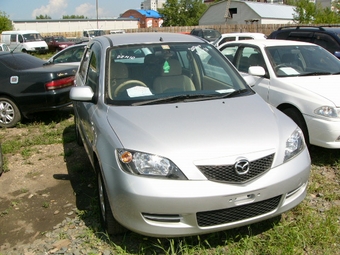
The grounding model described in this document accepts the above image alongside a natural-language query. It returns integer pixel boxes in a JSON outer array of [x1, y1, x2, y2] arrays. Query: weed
[[42, 202, 50, 208]]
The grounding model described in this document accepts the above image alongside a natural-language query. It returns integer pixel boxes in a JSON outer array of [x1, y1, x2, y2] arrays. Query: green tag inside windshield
[[163, 60, 170, 73]]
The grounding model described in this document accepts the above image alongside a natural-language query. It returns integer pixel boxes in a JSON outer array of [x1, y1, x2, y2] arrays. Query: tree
[[36, 14, 52, 19], [0, 11, 13, 32], [288, 0, 340, 24], [62, 15, 87, 19], [287, 0, 318, 24], [158, 0, 207, 27], [314, 7, 340, 24]]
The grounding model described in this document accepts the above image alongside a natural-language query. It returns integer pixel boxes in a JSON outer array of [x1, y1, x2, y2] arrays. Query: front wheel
[[282, 108, 310, 147], [0, 97, 21, 128], [97, 165, 127, 235]]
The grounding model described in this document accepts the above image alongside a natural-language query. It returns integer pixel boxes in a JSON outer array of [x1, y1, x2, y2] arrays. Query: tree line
[[1, 0, 340, 32]]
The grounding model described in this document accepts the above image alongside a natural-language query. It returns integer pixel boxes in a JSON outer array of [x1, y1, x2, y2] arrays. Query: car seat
[[153, 59, 195, 93]]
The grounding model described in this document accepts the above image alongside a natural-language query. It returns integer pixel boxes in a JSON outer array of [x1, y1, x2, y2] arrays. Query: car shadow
[[309, 145, 340, 166], [20, 105, 74, 126], [61, 124, 284, 253]]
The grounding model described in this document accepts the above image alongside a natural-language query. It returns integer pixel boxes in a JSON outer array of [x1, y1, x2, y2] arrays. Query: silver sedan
[[70, 33, 311, 237]]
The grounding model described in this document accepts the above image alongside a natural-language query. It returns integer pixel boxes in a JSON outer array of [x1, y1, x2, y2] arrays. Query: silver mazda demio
[[70, 33, 311, 237]]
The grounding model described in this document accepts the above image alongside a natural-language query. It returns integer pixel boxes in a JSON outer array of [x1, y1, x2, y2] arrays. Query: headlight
[[314, 106, 340, 118], [117, 149, 187, 180], [284, 128, 305, 162]]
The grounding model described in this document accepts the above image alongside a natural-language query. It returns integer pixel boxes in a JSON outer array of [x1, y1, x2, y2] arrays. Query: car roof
[[220, 32, 265, 37], [274, 26, 340, 34], [93, 32, 206, 46], [220, 39, 317, 47]]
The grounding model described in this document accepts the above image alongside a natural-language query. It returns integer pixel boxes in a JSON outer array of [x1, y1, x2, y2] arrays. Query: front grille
[[196, 195, 281, 227], [197, 153, 274, 183]]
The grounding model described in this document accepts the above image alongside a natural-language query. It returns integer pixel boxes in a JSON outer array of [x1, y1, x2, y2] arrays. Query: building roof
[[137, 10, 162, 18], [243, 1, 295, 20]]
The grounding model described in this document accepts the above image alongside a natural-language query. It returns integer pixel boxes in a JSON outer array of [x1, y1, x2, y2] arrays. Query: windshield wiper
[[132, 94, 209, 106], [298, 71, 331, 76], [132, 90, 249, 106]]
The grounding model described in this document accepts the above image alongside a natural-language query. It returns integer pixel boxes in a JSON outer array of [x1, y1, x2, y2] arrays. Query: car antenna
[[10, 44, 20, 53]]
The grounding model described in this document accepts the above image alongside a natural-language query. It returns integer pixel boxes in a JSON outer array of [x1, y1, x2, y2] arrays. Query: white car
[[212, 32, 267, 47], [218, 39, 340, 149], [0, 43, 10, 51]]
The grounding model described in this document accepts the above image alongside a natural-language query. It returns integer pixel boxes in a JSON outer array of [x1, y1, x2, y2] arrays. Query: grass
[[0, 110, 339, 254]]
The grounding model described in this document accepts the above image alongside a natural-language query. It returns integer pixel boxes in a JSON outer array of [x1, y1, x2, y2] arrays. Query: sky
[[1, 0, 143, 20]]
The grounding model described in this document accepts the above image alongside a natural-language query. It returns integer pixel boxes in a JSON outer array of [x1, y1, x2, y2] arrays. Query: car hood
[[282, 75, 340, 106], [106, 95, 294, 170]]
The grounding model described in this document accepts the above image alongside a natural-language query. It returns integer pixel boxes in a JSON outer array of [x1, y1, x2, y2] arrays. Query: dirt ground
[[0, 109, 96, 250]]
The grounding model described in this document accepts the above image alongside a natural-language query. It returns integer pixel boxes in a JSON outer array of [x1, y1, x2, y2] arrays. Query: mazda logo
[[234, 159, 250, 175]]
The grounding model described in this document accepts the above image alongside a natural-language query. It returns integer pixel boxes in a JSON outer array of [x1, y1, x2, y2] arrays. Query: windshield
[[88, 30, 105, 37], [265, 45, 340, 77], [23, 33, 43, 42], [106, 42, 252, 106]]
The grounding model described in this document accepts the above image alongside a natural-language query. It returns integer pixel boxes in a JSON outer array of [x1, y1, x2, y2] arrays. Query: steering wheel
[[114, 80, 147, 97]]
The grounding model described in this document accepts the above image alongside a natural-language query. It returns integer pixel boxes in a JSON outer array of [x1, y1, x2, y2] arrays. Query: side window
[[220, 45, 238, 62], [78, 47, 91, 83], [235, 46, 266, 74], [313, 33, 340, 54], [274, 31, 291, 39], [10, 34, 16, 43], [287, 31, 313, 43], [220, 37, 236, 45], [86, 43, 101, 92], [239, 36, 253, 40]]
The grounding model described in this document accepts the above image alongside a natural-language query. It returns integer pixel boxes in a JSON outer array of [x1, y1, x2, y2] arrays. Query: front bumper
[[305, 115, 340, 148], [103, 147, 311, 237]]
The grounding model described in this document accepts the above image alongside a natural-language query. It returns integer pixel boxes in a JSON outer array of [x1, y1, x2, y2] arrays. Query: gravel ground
[[3, 216, 114, 255]]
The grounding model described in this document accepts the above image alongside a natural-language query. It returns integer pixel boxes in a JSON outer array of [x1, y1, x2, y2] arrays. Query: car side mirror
[[70, 86, 94, 101], [248, 66, 266, 77]]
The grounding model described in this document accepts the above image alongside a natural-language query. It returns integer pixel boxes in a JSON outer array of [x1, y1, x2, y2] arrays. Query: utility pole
[[96, 0, 99, 29]]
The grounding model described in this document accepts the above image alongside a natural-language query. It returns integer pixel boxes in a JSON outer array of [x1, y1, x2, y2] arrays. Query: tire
[[97, 167, 127, 235], [74, 116, 83, 146], [282, 108, 310, 147], [0, 97, 21, 128]]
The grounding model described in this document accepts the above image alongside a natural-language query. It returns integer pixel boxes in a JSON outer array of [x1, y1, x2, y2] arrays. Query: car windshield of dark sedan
[[265, 45, 340, 77], [107, 43, 252, 105]]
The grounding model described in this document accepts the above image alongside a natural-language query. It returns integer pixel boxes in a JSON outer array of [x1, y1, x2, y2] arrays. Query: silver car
[[70, 33, 311, 237]]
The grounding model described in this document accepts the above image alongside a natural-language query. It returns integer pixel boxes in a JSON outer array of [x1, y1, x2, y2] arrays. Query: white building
[[141, 0, 166, 10], [199, 0, 296, 25], [11, 18, 139, 37]]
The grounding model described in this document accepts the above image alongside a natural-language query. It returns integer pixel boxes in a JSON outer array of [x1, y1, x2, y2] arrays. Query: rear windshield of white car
[[106, 42, 253, 106]]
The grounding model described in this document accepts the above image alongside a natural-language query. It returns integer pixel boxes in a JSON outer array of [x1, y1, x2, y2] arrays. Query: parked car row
[[1, 27, 339, 238]]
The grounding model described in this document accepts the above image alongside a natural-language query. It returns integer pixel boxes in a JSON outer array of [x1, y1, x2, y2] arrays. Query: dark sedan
[[0, 52, 77, 128]]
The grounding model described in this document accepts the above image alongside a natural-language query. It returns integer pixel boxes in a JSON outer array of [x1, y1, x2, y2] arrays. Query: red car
[[44, 36, 75, 52]]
